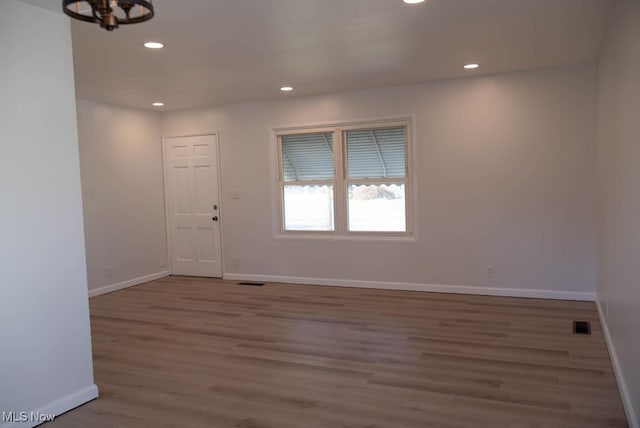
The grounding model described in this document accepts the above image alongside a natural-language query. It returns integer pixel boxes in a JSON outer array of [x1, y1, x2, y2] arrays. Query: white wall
[[76, 100, 168, 295], [596, 0, 640, 425], [0, 1, 97, 425], [162, 64, 598, 299]]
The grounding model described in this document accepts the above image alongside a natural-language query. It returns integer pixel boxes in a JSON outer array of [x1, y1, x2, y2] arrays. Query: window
[[280, 132, 335, 231], [276, 120, 412, 237]]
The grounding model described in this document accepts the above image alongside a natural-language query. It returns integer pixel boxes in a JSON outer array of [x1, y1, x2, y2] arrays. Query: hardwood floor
[[49, 276, 627, 427]]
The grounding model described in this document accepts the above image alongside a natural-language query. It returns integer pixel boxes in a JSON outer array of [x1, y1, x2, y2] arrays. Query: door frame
[[161, 132, 225, 277]]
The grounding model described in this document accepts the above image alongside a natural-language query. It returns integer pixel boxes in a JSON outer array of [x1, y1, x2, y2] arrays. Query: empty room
[[1, 0, 638, 427]]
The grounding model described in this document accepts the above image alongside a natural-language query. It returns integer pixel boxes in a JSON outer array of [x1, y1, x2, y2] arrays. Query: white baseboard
[[0, 384, 98, 428], [88, 271, 170, 298], [596, 299, 639, 428], [223, 273, 595, 301]]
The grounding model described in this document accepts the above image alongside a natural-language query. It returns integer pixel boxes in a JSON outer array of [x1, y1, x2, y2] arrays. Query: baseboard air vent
[[573, 321, 591, 335], [237, 282, 265, 286]]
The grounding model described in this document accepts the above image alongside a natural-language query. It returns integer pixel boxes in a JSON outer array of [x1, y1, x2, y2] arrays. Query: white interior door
[[163, 134, 222, 277]]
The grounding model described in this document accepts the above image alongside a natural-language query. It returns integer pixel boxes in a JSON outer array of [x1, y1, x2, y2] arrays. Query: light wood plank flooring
[[48, 276, 627, 427]]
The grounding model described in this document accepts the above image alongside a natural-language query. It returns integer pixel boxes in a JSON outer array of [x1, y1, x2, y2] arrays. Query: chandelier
[[62, 1, 154, 31]]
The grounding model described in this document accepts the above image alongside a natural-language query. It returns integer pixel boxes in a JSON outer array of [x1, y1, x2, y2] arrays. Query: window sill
[[273, 233, 417, 243]]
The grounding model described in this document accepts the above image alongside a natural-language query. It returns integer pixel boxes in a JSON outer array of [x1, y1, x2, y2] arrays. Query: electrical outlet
[[487, 265, 494, 279], [106, 265, 113, 278], [233, 257, 241, 267]]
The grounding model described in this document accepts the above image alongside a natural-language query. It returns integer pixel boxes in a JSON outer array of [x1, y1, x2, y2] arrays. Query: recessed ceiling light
[[464, 63, 480, 69], [144, 42, 164, 49], [403, 0, 425, 4], [280, 86, 294, 92], [152, 102, 164, 107]]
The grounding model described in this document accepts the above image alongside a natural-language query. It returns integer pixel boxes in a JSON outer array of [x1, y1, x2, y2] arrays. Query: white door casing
[[163, 134, 223, 277]]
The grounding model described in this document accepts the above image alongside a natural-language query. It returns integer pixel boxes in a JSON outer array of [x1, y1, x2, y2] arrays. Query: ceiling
[[24, 0, 614, 111]]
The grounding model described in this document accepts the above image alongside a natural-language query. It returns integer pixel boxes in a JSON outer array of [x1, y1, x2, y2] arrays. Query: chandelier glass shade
[[62, 0, 154, 31]]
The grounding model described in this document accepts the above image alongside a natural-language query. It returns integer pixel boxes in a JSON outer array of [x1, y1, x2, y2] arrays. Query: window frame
[[277, 127, 338, 233], [273, 118, 415, 241]]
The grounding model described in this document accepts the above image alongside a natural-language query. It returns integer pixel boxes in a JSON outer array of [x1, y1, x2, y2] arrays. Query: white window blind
[[281, 132, 334, 181], [346, 127, 406, 179]]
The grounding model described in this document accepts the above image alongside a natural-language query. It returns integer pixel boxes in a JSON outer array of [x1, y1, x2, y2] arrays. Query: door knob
[[212, 216, 218, 221]]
